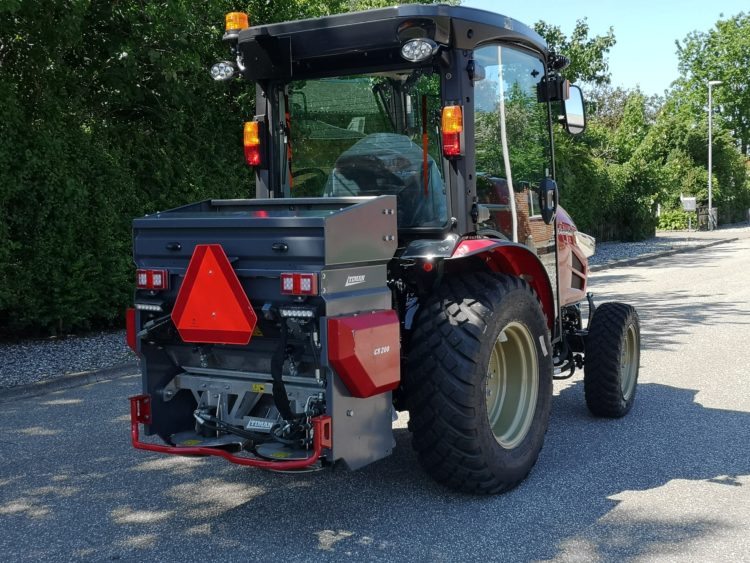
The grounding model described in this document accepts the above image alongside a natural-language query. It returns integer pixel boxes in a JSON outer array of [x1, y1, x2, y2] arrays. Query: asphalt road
[[1, 237, 749, 562]]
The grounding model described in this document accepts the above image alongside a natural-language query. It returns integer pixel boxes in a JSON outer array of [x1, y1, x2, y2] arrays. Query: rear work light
[[136, 269, 169, 290], [135, 302, 163, 313], [280, 273, 318, 296], [278, 306, 316, 319], [244, 121, 263, 166], [441, 105, 464, 157], [400, 38, 438, 62]]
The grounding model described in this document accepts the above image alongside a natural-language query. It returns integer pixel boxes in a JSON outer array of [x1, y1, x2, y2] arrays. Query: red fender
[[450, 239, 555, 330]]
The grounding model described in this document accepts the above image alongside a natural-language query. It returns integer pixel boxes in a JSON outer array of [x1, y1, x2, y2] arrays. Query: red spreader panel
[[327, 310, 400, 398], [171, 244, 257, 345]]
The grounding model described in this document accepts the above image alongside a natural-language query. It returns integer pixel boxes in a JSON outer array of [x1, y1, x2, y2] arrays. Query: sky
[[462, 0, 747, 96]]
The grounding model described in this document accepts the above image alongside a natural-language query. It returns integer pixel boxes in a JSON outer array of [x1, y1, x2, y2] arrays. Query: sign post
[[681, 196, 697, 232]]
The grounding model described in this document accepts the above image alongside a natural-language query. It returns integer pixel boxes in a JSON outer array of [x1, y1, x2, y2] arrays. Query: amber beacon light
[[225, 12, 250, 32]]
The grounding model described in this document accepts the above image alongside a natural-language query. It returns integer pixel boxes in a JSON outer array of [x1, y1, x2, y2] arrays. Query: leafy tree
[[676, 12, 750, 155], [537, 12, 748, 238], [611, 91, 651, 162], [345, 0, 457, 9], [635, 91, 749, 222], [533, 19, 616, 85]]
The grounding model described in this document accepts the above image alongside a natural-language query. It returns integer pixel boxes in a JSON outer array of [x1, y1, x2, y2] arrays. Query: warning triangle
[[171, 244, 257, 345]]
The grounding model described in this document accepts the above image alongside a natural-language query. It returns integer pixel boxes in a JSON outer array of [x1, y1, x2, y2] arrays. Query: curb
[[0, 361, 139, 403], [589, 237, 738, 272]]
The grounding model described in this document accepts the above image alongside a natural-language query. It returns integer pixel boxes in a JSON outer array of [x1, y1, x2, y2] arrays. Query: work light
[[400, 38, 438, 62], [210, 61, 237, 81]]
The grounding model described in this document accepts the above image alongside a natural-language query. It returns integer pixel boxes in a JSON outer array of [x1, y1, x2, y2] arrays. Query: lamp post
[[708, 79, 722, 230]]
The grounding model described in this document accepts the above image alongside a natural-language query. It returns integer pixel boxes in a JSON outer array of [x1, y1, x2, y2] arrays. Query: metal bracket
[[129, 394, 332, 470]]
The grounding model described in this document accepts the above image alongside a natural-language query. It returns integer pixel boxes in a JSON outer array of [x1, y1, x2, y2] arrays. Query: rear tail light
[[136, 269, 169, 290], [280, 273, 318, 296], [244, 121, 263, 166], [441, 105, 463, 157]]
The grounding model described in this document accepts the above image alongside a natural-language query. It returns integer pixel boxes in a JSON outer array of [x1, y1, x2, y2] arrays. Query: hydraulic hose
[[194, 412, 268, 442], [270, 320, 299, 421]]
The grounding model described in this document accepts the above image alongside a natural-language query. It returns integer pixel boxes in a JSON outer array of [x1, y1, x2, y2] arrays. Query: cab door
[[473, 43, 558, 306]]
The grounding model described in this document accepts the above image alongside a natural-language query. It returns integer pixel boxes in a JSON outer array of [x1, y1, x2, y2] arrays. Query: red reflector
[[171, 244, 257, 345], [280, 272, 318, 296], [126, 308, 138, 354], [328, 310, 400, 398], [136, 269, 169, 290]]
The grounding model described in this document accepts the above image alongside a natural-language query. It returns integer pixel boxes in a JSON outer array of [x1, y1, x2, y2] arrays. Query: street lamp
[[708, 79, 722, 230]]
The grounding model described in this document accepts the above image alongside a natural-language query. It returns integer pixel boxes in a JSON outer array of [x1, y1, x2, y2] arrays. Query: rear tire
[[584, 302, 641, 418], [403, 272, 552, 494]]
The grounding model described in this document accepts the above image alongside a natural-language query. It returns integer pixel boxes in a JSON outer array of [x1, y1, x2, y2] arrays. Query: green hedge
[[0, 2, 252, 335], [657, 209, 695, 230], [0, 0, 450, 335]]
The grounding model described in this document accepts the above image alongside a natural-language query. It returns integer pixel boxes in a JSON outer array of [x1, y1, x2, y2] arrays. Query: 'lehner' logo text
[[345, 274, 366, 287]]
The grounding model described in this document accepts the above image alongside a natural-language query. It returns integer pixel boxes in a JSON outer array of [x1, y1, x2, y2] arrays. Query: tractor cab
[[220, 5, 585, 238]]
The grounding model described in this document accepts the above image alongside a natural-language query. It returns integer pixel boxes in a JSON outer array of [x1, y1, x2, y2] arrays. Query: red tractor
[[127, 5, 641, 494]]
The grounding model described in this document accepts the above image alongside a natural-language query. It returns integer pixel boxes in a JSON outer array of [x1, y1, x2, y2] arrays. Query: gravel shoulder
[[588, 223, 750, 267], [0, 330, 135, 390], [0, 223, 747, 392]]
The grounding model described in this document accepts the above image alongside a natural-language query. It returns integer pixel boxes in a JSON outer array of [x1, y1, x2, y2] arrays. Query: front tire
[[404, 272, 553, 494], [584, 302, 641, 418]]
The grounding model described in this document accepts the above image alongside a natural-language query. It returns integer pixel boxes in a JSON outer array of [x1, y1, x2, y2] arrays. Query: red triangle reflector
[[171, 244, 257, 345]]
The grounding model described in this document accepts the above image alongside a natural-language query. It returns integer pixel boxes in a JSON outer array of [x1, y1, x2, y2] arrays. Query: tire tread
[[403, 271, 551, 494], [584, 302, 640, 418]]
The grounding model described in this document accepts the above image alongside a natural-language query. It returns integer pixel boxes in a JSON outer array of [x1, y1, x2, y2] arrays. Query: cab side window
[[473, 44, 550, 243]]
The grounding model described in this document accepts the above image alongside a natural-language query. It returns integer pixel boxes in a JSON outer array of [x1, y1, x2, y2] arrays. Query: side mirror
[[539, 177, 558, 225], [563, 84, 586, 135]]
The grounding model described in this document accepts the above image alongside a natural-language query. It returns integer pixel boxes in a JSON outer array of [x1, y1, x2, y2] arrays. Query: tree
[[676, 12, 750, 155], [533, 19, 616, 86], [635, 91, 749, 222], [344, 0, 457, 9]]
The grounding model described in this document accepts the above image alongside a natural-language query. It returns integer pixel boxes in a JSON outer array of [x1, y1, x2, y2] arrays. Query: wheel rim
[[485, 322, 539, 449], [620, 323, 639, 400]]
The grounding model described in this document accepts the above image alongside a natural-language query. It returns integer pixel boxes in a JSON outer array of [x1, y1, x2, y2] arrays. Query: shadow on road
[[606, 289, 747, 352], [587, 243, 748, 352], [0, 375, 748, 560]]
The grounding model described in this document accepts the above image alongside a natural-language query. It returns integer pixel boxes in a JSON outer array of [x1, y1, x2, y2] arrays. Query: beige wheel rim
[[485, 322, 539, 449], [620, 324, 638, 401]]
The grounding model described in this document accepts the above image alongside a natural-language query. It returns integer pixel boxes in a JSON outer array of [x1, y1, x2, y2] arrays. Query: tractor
[[127, 4, 641, 494]]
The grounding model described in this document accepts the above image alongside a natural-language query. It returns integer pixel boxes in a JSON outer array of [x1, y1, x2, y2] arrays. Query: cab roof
[[236, 4, 548, 81]]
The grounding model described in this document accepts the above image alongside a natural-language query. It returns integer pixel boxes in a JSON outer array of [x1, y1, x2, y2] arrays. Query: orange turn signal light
[[441, 105, 463, 134], [244, 121, 262, 166], [244, 121, 260, 146], [225, 12, 250, 32], [441, 105, 463, 157]]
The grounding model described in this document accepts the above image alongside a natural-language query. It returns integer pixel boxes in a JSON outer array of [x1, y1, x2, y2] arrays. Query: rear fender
[[449, 239, 555, 330]]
